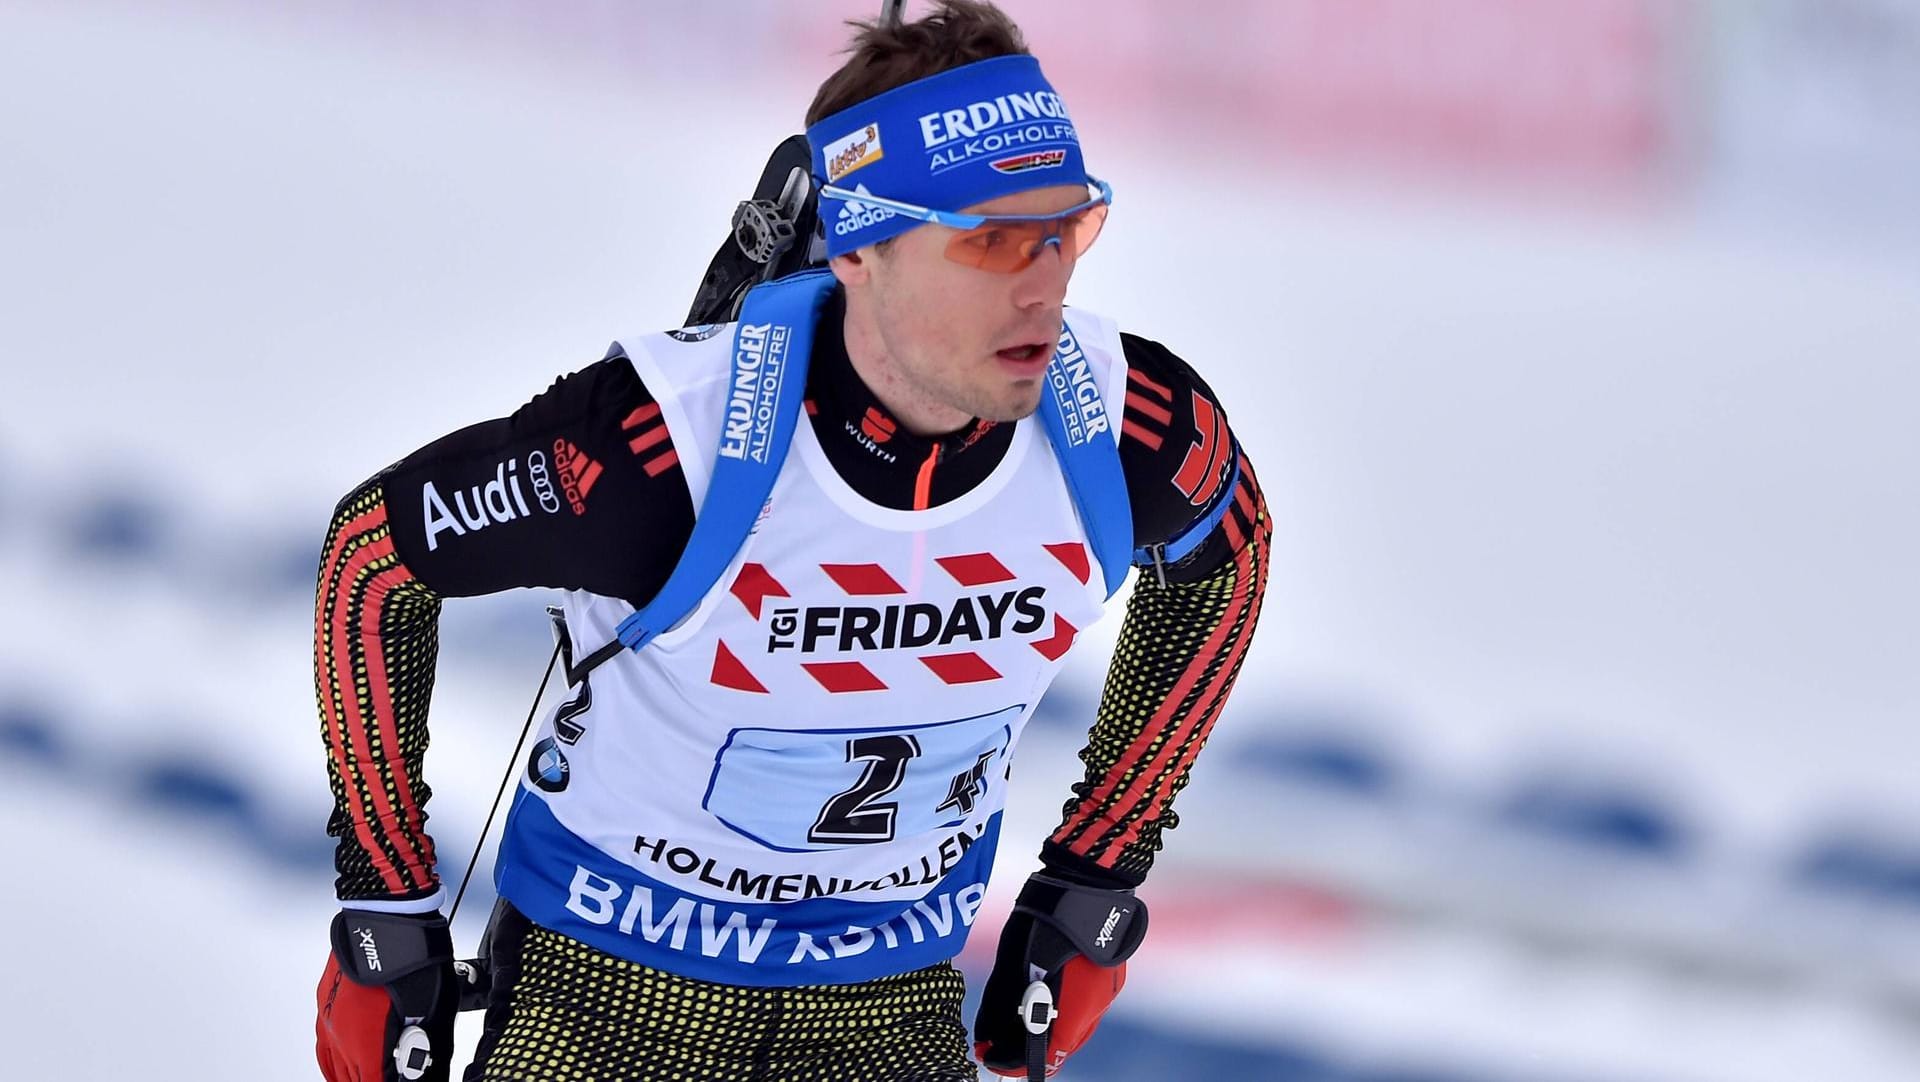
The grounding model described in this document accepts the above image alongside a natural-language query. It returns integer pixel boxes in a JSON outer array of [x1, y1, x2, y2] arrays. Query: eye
[[965, 228, 1009, 250]]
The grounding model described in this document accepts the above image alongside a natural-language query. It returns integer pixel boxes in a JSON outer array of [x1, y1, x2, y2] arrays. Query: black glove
[[973, 872, 1149, 1080], [316, 909, 468, 1082]]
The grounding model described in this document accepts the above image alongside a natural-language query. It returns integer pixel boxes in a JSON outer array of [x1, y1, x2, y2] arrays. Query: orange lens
[[943, 202, 1110, 273]]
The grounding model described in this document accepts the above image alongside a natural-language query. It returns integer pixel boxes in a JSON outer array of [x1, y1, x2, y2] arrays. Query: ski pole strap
[[1020, 980, 1057, 1082]]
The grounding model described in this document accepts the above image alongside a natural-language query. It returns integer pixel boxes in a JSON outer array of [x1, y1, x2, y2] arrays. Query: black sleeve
[[377, 353, 694, 606], [317, 352, 695, 903], [1037, 332, 1273, 886], [1116, 332, 1255, 582]]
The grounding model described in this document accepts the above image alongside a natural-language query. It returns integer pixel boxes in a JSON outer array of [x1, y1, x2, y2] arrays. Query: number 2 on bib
[[808, 734, 921, 844], [704, 706, 1023, 852]]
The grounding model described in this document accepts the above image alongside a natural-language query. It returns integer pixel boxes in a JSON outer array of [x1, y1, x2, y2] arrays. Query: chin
[[987, 386, 1045, 423]]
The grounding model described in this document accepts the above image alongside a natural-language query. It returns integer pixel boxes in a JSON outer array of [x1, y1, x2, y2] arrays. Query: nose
[[1010, 237, 1072, 310]]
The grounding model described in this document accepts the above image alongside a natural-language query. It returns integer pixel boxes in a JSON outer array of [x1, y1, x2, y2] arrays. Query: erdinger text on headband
[[806, 54, 1096, 260]]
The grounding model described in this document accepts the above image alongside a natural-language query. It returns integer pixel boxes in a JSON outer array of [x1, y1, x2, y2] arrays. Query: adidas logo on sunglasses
[[833, 184, 899, 237]]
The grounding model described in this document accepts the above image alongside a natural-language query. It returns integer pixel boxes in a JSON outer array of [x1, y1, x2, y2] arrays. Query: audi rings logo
[[527, 450, 561, 514]]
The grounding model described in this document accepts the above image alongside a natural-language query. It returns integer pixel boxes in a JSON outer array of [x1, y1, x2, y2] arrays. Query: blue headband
[[807, 54, 1089, 257]]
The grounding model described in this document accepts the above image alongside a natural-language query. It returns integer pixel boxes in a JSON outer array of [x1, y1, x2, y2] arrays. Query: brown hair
[[805, 0, 1031, 127]]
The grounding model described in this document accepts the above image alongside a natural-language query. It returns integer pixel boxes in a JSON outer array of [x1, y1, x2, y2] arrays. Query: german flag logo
[[990, 150, 1067, 174]]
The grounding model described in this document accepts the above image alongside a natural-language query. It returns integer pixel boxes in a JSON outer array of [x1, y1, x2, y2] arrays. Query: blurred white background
[[3, 1, 1918, 1079]]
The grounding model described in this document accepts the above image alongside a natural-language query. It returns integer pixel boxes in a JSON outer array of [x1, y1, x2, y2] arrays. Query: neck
[[840, 301, 973, 438]]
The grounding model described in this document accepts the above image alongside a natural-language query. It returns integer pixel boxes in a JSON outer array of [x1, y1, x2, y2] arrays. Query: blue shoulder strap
[[610, 267, 836, 653], [569, 281, 1150, 679], [1036, 322, 1135, 599], [1040, 321, 1241, 592]]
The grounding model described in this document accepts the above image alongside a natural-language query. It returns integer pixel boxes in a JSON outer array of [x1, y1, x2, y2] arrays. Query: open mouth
[[995, 342, 1048, 363]]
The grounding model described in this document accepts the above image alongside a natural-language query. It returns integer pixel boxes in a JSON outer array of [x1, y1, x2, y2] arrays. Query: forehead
[[960, 182, 1088, 218]]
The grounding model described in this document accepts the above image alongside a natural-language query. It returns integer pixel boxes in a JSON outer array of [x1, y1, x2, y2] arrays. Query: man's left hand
[[972, 873, 1148, 1079]]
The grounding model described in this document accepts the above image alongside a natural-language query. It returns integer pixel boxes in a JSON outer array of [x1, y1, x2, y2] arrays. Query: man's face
[[837, 183, 1089, 424]]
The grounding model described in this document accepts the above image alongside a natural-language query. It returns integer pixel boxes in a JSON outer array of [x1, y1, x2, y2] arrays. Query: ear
[[828, 250, 871, 289]]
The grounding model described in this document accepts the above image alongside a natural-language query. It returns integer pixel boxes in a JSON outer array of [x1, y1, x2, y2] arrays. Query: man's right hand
[[316, 910, 462, 1082]]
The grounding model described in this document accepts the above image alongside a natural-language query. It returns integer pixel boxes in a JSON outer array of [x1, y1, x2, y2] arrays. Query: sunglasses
[[819, 177, 1113, 274]]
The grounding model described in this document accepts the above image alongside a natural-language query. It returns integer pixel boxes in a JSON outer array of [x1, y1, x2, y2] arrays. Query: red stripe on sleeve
[[327, 533, 429, 892], [358, 560, 434, 878], [627, 425, 670, 455], [318, 588, 396, 891], [1127, 366, 1175, 403], [1121, 418, 1165, 451], [1049, 555, 1248, 853], [621, 402, 662, 430], [1106, 545, 1266, 854], [1124, 391, 1173, 426], [1051, 481, 1271, 861], [316, 514, 413, 896]]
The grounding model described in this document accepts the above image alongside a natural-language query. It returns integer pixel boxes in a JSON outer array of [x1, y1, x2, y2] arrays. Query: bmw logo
[[528, 737, 570, 793], [667, 323, 724, 343]]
